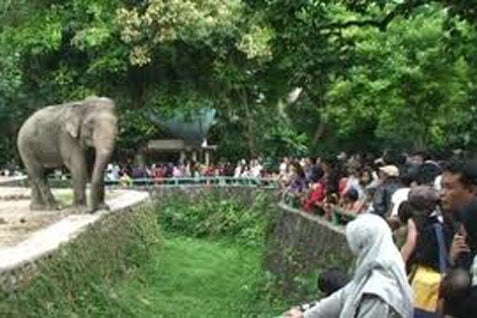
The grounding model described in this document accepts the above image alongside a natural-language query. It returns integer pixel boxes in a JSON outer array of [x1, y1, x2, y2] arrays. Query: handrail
[[45, 176, 280, 189]]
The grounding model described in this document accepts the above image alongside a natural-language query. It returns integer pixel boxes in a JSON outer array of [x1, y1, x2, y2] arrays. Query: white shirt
[[434, 175, 442, 191], [390, 187, 410, 217], [279, 162, 288, 174], [251, 164, 263, 178]]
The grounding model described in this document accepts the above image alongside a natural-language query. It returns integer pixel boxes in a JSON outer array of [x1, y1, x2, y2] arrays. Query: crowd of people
[[278, 151, 477, 318], [101, 158, 274, 186], [5, 148, 477, 317]]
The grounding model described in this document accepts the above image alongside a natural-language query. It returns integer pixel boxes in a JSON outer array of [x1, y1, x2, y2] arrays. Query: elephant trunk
[[90, 140, 115, 211]]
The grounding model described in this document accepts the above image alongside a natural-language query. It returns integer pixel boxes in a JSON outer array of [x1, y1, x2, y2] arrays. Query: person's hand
[[450, 234, 470, 265], [283, 307, 304, 318]]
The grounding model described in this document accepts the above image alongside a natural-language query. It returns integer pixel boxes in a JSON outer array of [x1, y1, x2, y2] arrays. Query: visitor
[[280, 157, 290, 176], [172, 164, 183, 178], [440, 161, 477, 269], [371, 165, 402, 217], [303, 166, 325, 214], [293, 268, 350, 313], [416, 161, 442, 187], [286, 161, 307, 193], [251, 159, 263, 178], [341, 164, 364, 199], [441, 198, 477, 317], [339, 188, 362, 215], [119, 171, 132, 187], [317, 267, 350, 297], [234, 160, 243, 178], [283, 214, 413, 318], [387, 172, 416, 230], [105, 164, 117, 183], [321, 156, 340, 199], [398, 186, 450, 271]]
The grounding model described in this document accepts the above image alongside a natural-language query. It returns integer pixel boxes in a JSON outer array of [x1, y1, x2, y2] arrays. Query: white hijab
[[342, 214, 413, 318]]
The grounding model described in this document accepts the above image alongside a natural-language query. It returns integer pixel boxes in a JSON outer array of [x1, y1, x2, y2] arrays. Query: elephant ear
[[65, 103, 84, 139]]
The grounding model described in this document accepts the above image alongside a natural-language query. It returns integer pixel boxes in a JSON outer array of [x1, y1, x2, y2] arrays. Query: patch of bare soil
[[0, 188, 116, 247]]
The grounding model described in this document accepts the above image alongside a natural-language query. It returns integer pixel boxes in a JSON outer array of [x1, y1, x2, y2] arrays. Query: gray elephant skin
[[17, 96, 118, 212]]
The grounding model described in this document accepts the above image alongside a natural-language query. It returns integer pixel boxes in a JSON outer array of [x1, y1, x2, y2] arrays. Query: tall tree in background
[[1, 0, 477, 164]]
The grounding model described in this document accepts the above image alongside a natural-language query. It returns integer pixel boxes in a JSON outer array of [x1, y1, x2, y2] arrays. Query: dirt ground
[[0, 187, 117, 247]]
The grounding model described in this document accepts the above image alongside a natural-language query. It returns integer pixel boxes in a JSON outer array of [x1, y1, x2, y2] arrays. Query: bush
[[156, 190, 273, 247]]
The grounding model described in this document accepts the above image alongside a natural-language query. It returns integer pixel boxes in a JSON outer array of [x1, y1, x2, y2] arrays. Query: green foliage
[[157, 190, 272, 247], [2, 0, 477, 161]]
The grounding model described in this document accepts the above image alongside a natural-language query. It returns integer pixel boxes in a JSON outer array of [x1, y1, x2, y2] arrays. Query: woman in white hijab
[[285, 214, 413, 318]]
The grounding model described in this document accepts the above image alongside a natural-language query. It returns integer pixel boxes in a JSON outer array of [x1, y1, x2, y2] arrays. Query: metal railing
[[45, 176, 280, 189]]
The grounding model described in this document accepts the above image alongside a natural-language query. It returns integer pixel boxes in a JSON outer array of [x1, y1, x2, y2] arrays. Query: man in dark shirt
[[371, 165, 402, 217], [441, 162, 477, 317], [440, 160, 477, 268]]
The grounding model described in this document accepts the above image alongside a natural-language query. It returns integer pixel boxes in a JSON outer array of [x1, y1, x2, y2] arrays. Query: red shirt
[[303, 182, 326, 212]]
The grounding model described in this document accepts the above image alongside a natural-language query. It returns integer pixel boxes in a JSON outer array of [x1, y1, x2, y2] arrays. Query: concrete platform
[[0, 187, 149, 273]]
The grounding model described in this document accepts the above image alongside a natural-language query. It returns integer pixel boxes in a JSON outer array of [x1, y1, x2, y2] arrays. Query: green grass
[[2, 193, 305, 317], [115, 234, 285, 318]]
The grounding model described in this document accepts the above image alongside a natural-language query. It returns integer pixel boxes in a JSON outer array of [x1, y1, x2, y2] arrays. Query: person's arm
[[355, 294, 399, 318], [372, 186, 387, 217], [450, 231, 470, 266], [303, 287, 345, 318], [400, 218, 418, 265]]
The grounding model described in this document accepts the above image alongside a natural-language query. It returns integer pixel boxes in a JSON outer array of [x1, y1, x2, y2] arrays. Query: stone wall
[[264, 203, 354, 291], [0, 183, 353, 302], [0, 190, 149, 293], [150, 184, 280, 205]]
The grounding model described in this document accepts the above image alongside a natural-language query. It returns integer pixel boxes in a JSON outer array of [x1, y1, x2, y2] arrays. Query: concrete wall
[[264, 203, 353, 291], [0, 191, 149, 293], [0, 184, 353, 298]]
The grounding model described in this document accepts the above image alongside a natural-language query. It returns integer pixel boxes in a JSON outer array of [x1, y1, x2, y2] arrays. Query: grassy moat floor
[[114, 234, 285, 318]]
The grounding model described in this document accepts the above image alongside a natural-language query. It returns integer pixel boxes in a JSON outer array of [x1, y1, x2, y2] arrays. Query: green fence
[[45, 176, 280, 189]]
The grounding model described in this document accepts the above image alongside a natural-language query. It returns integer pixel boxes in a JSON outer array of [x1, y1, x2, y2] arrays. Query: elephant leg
[[30, 182, 44, 210], [90, 178, 109, 212], [26, 163, 57, 210], [39, 173, 58, 209], [65, 151, 88, 208]]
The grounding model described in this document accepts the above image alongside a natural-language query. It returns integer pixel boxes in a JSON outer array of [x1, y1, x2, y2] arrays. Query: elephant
[[17, 96, 118, 212]]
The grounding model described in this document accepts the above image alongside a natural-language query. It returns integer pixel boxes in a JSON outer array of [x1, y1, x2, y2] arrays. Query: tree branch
[[315, 0, 427, 32]]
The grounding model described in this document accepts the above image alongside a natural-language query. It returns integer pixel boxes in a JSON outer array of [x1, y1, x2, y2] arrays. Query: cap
[[379, 165, 400, 177]]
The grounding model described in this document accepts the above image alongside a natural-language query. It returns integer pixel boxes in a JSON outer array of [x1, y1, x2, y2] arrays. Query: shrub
[[156, 189, 274, 247]]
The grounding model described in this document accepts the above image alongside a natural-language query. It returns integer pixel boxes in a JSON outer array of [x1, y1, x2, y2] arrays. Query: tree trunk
[[242, 90, 256, 156], [311, 120, 327, 148]]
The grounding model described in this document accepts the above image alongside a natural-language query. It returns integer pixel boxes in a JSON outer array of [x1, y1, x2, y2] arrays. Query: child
[[296, 267, 350, 312]]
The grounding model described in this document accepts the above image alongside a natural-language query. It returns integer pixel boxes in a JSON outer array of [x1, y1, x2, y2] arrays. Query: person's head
[[408, 185, 439, 215], [400, 171, 416, 188], [409, 151, 428, 165], [307, 156, 317, 166], [317, 267, 350, 296], [397, 201, 414, 225], [346, 214, 397, 264], [416, 162, 442, 186], [343, 188, 359, 204], [345, 213, 414, 318], [290, 161, 305, 179], [321, 155, 337, 174], [359, 168, 372, 186], [382, 149, 398, 165], [379, 165, 400, 180], [440, 160, 477, 213], [309, 165, 324, 183]]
